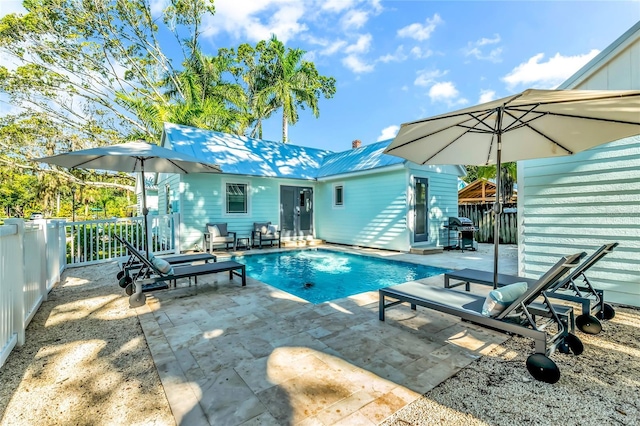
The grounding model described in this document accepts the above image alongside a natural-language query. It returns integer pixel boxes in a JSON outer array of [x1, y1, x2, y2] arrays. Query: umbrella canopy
[[36, 141, 221, 174], [36, 141, 221, 307], [384, 89, 640, 287], [386, 89, 640, 166]]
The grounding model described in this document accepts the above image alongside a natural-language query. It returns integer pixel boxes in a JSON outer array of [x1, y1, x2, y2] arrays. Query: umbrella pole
[[493, 109, 503, 289], [141, 164, 150, 260]]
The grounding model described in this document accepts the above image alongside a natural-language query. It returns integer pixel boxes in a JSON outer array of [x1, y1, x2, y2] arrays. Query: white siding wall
[[519, 29, 640, 305], [173, 174, 314, 251], [315, 168, 409, 251], [315, 165, 460, 251], [406, 164, 460, 248]]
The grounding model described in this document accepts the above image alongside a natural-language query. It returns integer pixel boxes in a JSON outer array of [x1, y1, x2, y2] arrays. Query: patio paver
[[135, 245, 516, 425]]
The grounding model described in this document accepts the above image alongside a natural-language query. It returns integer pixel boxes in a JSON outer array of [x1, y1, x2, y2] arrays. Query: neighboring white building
[[518, 22, 640, 306]]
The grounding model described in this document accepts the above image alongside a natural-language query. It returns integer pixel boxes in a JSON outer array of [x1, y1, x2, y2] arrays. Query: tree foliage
[[0, 1, 337, 215], [251, 35, 336, 143], [464, 162, 517, 203]]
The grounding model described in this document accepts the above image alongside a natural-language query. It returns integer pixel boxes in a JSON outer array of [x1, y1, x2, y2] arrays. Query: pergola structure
[[458, 178, 517, 205]]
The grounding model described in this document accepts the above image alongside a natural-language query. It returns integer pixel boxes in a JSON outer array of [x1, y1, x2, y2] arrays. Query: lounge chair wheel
[[576, 314, 602, 335], [526, 354, 560, 384], [116, 270, 125, 280], [562, 333, 584, 356], [129, 292, 146, 308], [596, 303, 615, 321], [124, 283, 134, 296], [119, 276, 132, 289]]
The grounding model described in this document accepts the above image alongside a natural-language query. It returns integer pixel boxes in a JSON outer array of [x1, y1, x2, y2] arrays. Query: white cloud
[[410, 46, 433, 59], [414, 69, 447, 87], [464, 34, 502, 62], [429, 82, 458, 101], [377, 46, 407, 63], [397, 14, 442, 41], [476, 34, 501, 46], [377, 125, 400, 141], [149, 0, 168, 16], [320, 40, 348, 56], [503, 49, 600, 89], [342, 55, 374, 73], [341, 9, 369, 29], [322, 0, 357, 13], [345, 34, 372, 54], [203, 0, 307, 43], [478, 89, 497, 104], [428, 82, 468, 106]]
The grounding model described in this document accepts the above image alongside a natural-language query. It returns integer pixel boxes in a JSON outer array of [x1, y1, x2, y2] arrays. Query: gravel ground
[[1, 249, 639, 426], [0, 262, 174, 426], [382, 307, 640, 426]]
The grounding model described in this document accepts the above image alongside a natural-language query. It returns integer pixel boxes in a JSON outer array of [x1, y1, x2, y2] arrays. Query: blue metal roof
[[317, 139, 404, 178], [162, 123, 406, 180]]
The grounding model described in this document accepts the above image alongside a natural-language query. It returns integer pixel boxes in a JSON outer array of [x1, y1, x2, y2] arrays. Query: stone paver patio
[[135, 245, 517, 425]]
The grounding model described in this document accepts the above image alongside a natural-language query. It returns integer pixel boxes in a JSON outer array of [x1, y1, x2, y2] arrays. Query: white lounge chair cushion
[[152, 256, 174, 274], [482, 281, 528, 317]]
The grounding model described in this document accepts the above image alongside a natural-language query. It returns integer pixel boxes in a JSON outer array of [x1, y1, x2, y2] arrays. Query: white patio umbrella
[[384, 89, 640, 287], [36, 141, 221, 305]]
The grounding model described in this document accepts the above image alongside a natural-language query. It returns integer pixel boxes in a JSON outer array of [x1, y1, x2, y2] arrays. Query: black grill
[[444, 217, 477, 251]]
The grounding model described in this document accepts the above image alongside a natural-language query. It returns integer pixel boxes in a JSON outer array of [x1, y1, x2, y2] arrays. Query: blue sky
[[2, 1, 639, 153]]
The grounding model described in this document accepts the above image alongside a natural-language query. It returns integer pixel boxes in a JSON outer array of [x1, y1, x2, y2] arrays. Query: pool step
[[282, 239, 325, 248], [409, 246, 444, 255]]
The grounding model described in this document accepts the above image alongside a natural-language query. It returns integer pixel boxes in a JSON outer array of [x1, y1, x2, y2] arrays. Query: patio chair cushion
[[254, 222, 271, 234], [208, 223, 230, 238], [151, 256, 174, 274], [482, 281, 528, 317]]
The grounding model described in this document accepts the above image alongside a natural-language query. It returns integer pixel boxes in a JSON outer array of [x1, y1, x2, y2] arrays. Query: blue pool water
[[233, 249, 450, 304]]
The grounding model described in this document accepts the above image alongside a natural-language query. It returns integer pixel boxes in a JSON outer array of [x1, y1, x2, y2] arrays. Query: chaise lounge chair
[[443, 243, 618, 335], [116, 237, 216, 285], [379, 252, 586, 383], [113, 235, 246, 298]]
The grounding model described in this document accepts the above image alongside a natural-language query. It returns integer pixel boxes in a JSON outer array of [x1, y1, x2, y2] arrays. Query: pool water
[[233, 248, 450, 304]]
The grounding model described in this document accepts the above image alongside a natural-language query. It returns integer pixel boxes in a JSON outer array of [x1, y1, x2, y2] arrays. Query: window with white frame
[[226, 183, 248, 213], [334, 184, 344, 207]]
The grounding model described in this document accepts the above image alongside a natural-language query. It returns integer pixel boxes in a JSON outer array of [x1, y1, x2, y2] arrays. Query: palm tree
[[475, 162, 517, 203], [118, 42, 250, 140], [254, 35, 336, 143]]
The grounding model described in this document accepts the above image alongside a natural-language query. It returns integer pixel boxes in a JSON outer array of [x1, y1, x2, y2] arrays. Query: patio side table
[[235, 237, 251, 251]]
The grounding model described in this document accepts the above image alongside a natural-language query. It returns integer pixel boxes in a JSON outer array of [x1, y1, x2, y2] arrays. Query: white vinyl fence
[[0, 214, 180, 368], [0, 219, 65, 368]]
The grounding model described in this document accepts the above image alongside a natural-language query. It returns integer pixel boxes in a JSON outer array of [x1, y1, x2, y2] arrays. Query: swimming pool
[[233, 248, 450, 304]]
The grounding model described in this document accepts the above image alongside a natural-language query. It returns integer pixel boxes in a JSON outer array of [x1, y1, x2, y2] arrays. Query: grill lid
[[448, 216, 473, 227]]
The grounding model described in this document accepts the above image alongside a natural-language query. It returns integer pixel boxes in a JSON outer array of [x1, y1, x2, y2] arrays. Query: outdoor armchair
[[204, 223, 237, 251], [252, 222, 281, 248]]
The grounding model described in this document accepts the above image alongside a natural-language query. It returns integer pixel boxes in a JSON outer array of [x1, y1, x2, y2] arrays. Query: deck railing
[[0, 213, 180, 368], [67, 214, 180, 267]]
